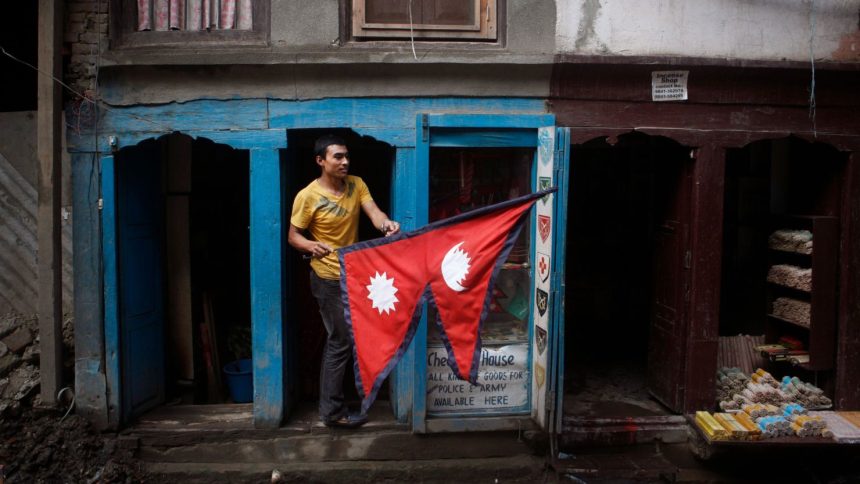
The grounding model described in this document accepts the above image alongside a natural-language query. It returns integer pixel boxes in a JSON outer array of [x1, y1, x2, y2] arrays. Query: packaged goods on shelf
[[733, 412, 762, 440], [781, 403, 807, 417], [780, 376, 831, 409], [767, 264, 812, 292], [716, 369, 832, 416], [716, 367, 749, 402], [768, 229, 813, 255], [751, 368, 779, 387], [695, 411, 728, 440], [714, 413, 748, 439], [771, 297, 811, 327], [789, 415, 825, 437], [756, 415, 792, 438], [809, 412, 860, 444]]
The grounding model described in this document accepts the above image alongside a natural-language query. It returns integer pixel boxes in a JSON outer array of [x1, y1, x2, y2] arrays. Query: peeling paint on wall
[[557, 0, 860, 62], [574, 0, 602, 50], [832, 30, 860, 61]]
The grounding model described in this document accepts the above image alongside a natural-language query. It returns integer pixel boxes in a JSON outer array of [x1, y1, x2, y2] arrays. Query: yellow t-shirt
[[290, 175, 373, 279]]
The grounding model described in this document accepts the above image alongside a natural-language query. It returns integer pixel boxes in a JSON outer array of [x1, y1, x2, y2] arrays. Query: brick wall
[[64, 0, 108, 100]]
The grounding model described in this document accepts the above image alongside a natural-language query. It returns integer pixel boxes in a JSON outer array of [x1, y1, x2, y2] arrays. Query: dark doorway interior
[[284, 129, 394, 416], [116, 135, 252, 414], [0, 2, 37, 112], [160, 135, 252, 406], [719, 137, 844, 394], [564, 132, 690, 418], [184, 137, 251, 405]]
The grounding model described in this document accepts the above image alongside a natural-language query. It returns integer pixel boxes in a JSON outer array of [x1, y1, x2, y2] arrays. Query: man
[[288, 135, 400, 428]]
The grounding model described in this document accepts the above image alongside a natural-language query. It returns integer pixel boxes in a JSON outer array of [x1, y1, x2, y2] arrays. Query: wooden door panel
[[647, 155, 693, 413], [118, 142, 166, 421]]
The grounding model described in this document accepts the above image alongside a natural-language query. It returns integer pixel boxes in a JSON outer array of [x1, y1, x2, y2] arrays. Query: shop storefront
[[70, 98, 571, 434], [549, 60, 860, 448]]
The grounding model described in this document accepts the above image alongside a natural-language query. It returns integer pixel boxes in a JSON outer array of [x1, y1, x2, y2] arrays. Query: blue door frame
[[405, 114, 567, 434], [100, 131, 287, 429]]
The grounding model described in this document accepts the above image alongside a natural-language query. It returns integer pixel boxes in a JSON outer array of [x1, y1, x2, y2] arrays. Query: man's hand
[[308, 241, 333, 258], [381, 220, 401, 237]]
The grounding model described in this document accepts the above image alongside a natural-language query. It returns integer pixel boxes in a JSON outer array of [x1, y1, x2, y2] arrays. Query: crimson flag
[[339, 189, 555, 412]]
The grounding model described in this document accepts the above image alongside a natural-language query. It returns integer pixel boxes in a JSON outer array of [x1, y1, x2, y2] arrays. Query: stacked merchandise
[[780, 376, 832, 409], [756, 338, 810, 365], [771, 297, 811, 327], [767, 264, 812, 292], [809, 411, 860, 444], [768, 229, 813, 255], [697, 368, 835, 441]]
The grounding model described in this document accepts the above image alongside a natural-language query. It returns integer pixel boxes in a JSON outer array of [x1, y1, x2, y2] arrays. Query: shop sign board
[[652, 70, 689, 101], [427, 344, 529, 413]]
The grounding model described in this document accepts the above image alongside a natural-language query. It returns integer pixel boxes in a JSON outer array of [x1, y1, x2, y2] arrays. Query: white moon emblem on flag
[[441, 242, 471, 292]]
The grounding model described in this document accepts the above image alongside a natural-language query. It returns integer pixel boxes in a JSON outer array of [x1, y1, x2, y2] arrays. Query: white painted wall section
[[556, 0, 860, 62]]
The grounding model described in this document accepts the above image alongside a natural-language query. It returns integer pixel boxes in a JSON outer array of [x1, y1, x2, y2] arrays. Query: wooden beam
[[836, 152, 860, 409], [37, 0, 64, 406], [550, 100, 860, 138], [72, 153, 108, 428], [250, 149, 284, 428]]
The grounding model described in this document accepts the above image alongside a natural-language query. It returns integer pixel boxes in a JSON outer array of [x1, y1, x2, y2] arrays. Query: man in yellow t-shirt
[[288, 134, 400, 428]]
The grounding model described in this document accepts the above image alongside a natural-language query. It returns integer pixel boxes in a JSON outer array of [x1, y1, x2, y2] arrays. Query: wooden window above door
[[352, 0, 498, 41]]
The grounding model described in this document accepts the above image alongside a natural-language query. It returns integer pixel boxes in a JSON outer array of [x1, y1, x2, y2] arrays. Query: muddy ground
[[0, 313, 148, 483], [0, 406, 147, 483]]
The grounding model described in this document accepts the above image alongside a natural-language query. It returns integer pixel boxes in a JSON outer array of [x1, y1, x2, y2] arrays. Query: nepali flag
[[338, 189, 556, 413]]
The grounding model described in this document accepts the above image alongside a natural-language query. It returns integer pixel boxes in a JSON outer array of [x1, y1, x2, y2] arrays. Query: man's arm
[[361, 200, 401, 236], [288, 223, 333, 258]]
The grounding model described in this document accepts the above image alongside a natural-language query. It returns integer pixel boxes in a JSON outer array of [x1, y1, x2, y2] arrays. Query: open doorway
[[563, 132, 692, 418], [111, 134, 251, 423], [283, 129, 394, 420], [719, 137, 844, 397]]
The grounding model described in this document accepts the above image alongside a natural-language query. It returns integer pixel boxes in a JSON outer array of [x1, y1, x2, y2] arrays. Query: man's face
[[317, 144, 350, 180]]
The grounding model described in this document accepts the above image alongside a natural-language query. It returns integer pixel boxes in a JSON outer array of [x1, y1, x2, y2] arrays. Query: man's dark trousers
[[310, 271, 352, 421]]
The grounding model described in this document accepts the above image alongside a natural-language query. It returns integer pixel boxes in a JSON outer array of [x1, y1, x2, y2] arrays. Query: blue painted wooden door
[[549, 127, 570, 435], [410, 114, 562, 433], [115, 141, 166, 421]]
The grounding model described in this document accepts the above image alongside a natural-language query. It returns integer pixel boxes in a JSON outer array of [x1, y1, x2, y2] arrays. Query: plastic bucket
[[223, 358, 253, 403]]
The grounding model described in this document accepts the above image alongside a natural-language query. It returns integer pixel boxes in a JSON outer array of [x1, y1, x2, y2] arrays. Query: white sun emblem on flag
[[366, 271, 399, 315], [441, 242, 471, 292]]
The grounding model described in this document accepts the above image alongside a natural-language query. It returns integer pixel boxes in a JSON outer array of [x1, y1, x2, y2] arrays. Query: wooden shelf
[[767, 313, 810, 331], [766, 281, 811, 296], [765, 215, 838, 372], [768, 247, 812, 259]]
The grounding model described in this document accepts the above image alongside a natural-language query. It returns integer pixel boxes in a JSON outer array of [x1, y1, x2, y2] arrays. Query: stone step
[[562, 415, 690, 447], [136, 429, 539, 463], [126, 402, 541, 464], [145, 455, 550, 483]]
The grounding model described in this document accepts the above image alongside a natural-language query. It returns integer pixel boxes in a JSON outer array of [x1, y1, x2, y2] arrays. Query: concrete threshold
[[146, 455, 551, 484], [562, 415, 690, 447]]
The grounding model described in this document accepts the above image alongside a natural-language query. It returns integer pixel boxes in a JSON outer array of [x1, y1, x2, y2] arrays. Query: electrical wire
[[57, 387, 76, 422], [808, 0, 817, 137], [0, 45, 172, 132], [407, 0, 418, 60]]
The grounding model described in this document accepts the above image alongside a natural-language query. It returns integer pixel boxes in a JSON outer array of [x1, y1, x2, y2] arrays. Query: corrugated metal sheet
[[0, 151, 73, 316]]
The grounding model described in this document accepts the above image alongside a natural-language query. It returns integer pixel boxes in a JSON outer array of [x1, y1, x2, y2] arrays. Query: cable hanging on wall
[[808, 0, 818, 138], [408, 0, 418, 60]]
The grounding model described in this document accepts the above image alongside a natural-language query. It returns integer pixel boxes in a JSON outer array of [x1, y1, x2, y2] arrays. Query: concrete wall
[[556, 0, 860, 62], [0, 112, 73, 317], [271, 0, 557, 55]]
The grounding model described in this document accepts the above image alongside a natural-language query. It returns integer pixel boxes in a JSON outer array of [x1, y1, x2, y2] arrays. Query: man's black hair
[[314, 134, 347, 159]]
